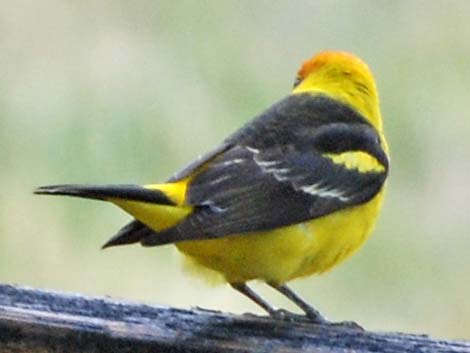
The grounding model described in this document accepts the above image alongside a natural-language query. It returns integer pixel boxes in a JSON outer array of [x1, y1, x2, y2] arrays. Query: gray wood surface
[[0, 283, 468, 352]]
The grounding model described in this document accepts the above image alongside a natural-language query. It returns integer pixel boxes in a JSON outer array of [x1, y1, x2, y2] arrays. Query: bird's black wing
[[141, 108, 388, 246]]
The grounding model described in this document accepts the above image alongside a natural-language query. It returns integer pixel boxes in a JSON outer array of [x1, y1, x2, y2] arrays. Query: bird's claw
[[270, 309, 363, 330], [328, 320, 364, 331], [270, 309, 311, 322]]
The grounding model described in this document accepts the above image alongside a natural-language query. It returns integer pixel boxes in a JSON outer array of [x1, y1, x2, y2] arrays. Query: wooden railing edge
[[0, 283, 468, 353]]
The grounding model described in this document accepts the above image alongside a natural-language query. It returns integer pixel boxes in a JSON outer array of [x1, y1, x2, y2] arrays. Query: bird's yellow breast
[[176, 189, 385, 284]]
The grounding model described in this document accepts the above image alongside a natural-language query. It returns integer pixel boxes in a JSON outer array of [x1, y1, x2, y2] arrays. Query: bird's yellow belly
[[176, 191, 385, 284]]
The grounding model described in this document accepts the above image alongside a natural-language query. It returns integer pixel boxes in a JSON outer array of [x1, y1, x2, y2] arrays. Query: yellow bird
[[35, 51, 389, 324]]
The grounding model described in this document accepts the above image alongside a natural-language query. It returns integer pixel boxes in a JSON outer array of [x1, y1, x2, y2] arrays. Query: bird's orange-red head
[[296, 51, 373, 84]]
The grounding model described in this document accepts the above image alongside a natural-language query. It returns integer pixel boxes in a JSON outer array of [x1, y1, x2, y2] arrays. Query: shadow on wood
[[0, 284, 468, 352]]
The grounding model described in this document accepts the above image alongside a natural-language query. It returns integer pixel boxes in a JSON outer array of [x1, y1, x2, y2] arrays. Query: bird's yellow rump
[[35, 51, 389, 324]]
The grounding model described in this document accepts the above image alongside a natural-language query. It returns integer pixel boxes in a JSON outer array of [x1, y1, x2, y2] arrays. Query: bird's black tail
[[34, 184, 175, 205], [34, 184, 181, 248]]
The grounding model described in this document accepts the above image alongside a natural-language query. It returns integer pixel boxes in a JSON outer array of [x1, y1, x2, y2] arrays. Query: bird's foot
[[303, 307, 363, 330], [327, 320, 364, 331], [269, 309, 311, 322], [270, 309, 363, 330]]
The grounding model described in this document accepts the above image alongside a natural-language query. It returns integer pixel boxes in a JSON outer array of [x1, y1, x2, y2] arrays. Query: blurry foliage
[[1, 0, 469, 339]]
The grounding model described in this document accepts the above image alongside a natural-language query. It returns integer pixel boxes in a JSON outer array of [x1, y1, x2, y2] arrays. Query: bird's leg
[[268, 282, 327, 323], [230, 283, 279, 316], [231, 283, 309, 321], [230, 282, 305, 321], [268, 283, 364, 330]]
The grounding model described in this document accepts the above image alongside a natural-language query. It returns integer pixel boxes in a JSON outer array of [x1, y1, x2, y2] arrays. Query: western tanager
[[35, 51, 389, 324]]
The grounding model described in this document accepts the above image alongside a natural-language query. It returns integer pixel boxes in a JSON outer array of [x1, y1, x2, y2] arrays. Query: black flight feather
[[34, 184, 175, 205]]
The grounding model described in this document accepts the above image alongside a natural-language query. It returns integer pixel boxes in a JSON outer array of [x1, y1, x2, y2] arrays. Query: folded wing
[[141, 121, 388, 246]]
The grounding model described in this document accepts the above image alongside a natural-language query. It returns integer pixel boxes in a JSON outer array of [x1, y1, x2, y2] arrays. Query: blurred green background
[[1, 0, 469, 339]]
